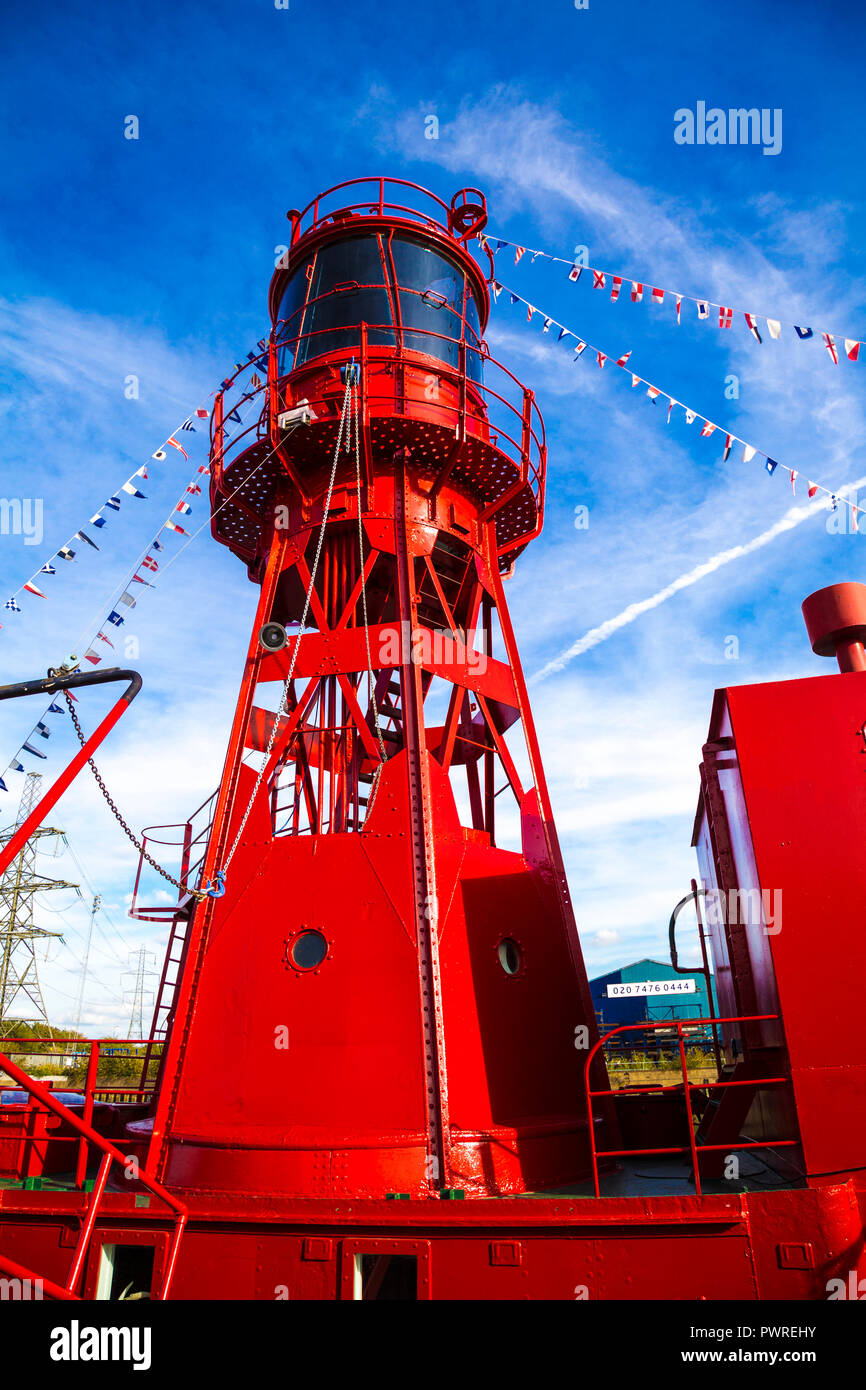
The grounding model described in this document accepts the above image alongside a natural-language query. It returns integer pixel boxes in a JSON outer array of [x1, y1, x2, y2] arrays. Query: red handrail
[[0, 1048, 187, 1299], [584, 1014, 798, 1198]]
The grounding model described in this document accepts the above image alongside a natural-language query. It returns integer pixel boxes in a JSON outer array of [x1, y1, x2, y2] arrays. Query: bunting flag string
[[0, 375, 265, 789], [3, 336, 273, 625], [481, 232, 862, 361], [493, 278, 865, 529]]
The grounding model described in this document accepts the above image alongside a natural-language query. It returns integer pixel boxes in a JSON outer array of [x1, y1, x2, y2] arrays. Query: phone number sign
[[606, 978, 697, 998]]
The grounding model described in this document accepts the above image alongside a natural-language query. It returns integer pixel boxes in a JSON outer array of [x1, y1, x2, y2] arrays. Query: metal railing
[[290, 176, 455, 243], [584, 1014, 799, 1198], [0, 1048, 186, 1299], [128, 789, 217, 921], [210, 321, 546, 558], [1, 1036, 157, 1186]]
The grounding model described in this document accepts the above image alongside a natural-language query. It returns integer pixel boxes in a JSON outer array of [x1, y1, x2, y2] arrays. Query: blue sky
[[1, 0, 864, 1033]]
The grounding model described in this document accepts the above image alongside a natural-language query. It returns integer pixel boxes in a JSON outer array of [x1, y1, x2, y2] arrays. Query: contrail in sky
[[531, 476, 866, 683]]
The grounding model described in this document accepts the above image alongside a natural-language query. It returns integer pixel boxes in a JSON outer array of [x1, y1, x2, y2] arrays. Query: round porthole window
[[290, 930, 328, 970], [497, 938, 522, 976]]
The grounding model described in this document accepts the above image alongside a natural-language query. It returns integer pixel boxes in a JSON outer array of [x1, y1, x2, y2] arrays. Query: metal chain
[[353, 378, 388, 817], [63, 691, 208, 900]]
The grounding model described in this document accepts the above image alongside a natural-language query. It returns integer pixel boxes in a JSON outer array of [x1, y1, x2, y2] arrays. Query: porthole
[[290, 930, 328, 971], [497, 938, 522, 976]]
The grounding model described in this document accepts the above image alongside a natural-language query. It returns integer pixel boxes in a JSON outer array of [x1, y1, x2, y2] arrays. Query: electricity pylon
[[0, 773, 78, 1037], [124, 948, 157, 1040]]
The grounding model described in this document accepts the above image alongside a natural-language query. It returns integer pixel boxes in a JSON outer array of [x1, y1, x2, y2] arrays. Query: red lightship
[[1, 179, 864, 1302]]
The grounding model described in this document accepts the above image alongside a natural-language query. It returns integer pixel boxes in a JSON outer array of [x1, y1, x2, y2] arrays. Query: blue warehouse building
[[589, 958, 718, 1047]]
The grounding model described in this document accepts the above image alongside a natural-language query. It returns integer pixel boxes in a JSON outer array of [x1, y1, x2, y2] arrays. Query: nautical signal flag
[[83, 648, 101, 665], [697, 301, 709, 319], [141, 555, 159, 571], [743, 445, 757, 462], [651, 288, 664, 305], [795, 326, 813, 339], [568, 264, 582, 282], [57, 547, 75, 561], [23, 582, 46, 598], [96, 632, 114, 646], [167, 437, 188, 459], [514, 246, 525, 265], [152, 449, 167, 461], [196, 408, 209, 419], [808, 481, 819, 497], [631, 282, 643, 303], [700, 421, 716, 437], [41, 564, 56, 575], [610, 277, 622, 303], [766, 320, 782, 340], [593, 270, 606, 289], [5, 598, 20, 612], [845, 340, 860, 361], [22, 741, 47, 759], [175, 501, 191, 515], [823, 333, 839, 364], [76, 530, 99, 550], [165, 520, 187, 534], [105, 496, 121, 511], [719, 306, 733, 329], [745, 314, 763, 343], [121, 482, 146, 499], [722, 435, 733, 461], [766, 458, 779, 475], [106, 610, 125, 626]]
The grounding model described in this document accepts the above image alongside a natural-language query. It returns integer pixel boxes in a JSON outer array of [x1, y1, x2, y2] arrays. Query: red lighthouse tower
[[143, 178, 607, 1199]]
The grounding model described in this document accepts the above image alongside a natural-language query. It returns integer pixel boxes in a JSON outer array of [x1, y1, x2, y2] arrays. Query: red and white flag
[[722, 434, 733, 461], [96, 631, 114, 647], [807, 481, 819, 498], [646, 386, 661, 402], [700, 420, 716, 437], [631, 282, 643, 303], [616, 350, 632, 366], [165, 520, 187, 534], [141, 555, 159, 572], [514, 246, 525, 265], [195, 407, 209, 419], [593, 270, 606, 290], [186, 483, 202, 495], [744, 313, 763, 343], [610, 276, 622, 302], [675, 296, 682, 325], [597, 352, 607, 368], [845, 339, 860, 361], [526, 304, 535, 323], [167, 436, 189, 459], [719, 306, 733, 329], [23, 581, 47, 599], [175, 500, 191, 515], [790, 470, 798, 493], [823, 333, 839, 364], [651, 287, 664, 304]]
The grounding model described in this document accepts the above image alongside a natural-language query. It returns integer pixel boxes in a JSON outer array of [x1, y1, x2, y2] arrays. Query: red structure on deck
[[139, 176, 606, 1200], [1, 180, 865, 1300]]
